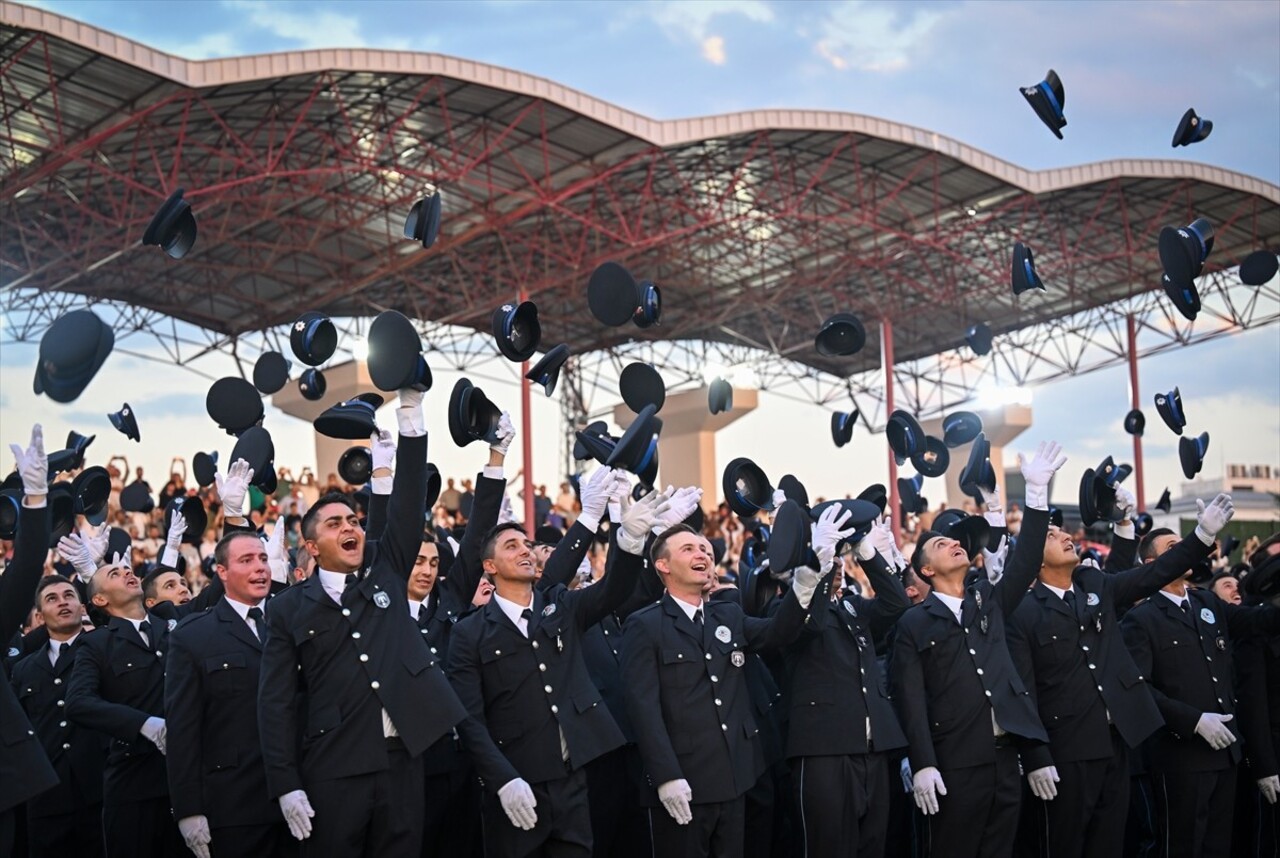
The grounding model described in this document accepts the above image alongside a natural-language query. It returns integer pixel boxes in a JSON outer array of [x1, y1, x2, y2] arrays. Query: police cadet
[[785, 515, 911, 858], [620, 502, 840, 858], [401, 413, 512, 857], [888, 440, 1066, 858], [446, 471, 662, 858], [163, 526, 291, 858], [65, 503, 221, 858], [11, 573, 108, 858], [257, 388, 476, 858], [0, 425, 60, 858], [1121, 516, 1280, 858], [1007, 489, 1234, 858]]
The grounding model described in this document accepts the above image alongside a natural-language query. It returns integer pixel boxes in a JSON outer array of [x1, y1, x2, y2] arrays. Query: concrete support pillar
[[271, 360, 374, 480], [613, 386, 758, 511], [920, 403, 1032, 510]]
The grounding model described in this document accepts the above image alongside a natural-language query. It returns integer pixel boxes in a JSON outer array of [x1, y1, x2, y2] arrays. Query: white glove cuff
[[856, 539, 876, 562], [616, 530, 646, 556], [370, 475, 393, 495], [576, 512, 600, 534], [1025, 485, 1049, 512], [396, 406, 426, 438], [791, 567, 821, 608], [482, 465, 504, 480], [161, 545, 180, 568], [1194, 525, 1215, 547], [1113, 520, 1135, 540], [984, 509, 1007, 529]]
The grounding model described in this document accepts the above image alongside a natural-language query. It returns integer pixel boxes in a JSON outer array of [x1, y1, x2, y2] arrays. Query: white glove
[[265, 522, 290, 584], [177, 815, 212, 858], [982, 535, 1009, 585], [370, 428, 396, 471], [9, 424, 47, 496], [1195, 493, 1235, 544], [855, 536, 876, 562], [1194, 713, 1236, 750], [85, 523, 109, 566], [617, 488, 671, 556], [657, 778, 693, 825], [490, 412, 515, 457], [1114, 485, 1137, 521], [396, 388, 426, 437], [497, 493, 518, 526], [140, 716, 167, 755], [1258, 775, 1279, 805], [215, 458, 254, 519], [1027, 765, 1060, 801], [1079, 555, 1101, 570], [57, 532, 100, 582], [576, 466, 617, 532], [912, 766, 947, 815], [979, 482, 1001, 513], [279, 789, 315, 840], [771, 489, 787, 510], [653, 485, 704, 535], [1018, 440, 1067, 511], [811, 504, 856, 573], [791, 564, 828, 610], [162, 510, 186, 567], [865, 516, 893, 563], [498, 778, 538, 830]]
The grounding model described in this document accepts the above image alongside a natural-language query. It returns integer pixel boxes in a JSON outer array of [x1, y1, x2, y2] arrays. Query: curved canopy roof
[[2, 1, 1278, 381]]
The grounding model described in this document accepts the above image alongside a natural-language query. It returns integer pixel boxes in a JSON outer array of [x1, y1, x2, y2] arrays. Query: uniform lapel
[[109, 615, 153, 653], [1159, 592, 1197, 630], [300, 574, 341, 611], [1033, 581, 1073, 618], [217, 598, 263, 652], [662, 593, 702, 645]]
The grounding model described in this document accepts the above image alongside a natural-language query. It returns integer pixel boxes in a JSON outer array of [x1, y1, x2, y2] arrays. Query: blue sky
[[2, 0, 1278, 508]]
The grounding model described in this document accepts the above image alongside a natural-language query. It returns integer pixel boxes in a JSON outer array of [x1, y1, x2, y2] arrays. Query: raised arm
[[379, 392, 430, 581], [538, 466, 620, 591], [1107, 494, 1230, 607], [994, 441, 1066, 616], [2, 425, 51, 637]]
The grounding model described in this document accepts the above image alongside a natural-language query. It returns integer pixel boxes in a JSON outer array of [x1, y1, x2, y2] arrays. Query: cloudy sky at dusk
[[2, 0, 1277, 510]]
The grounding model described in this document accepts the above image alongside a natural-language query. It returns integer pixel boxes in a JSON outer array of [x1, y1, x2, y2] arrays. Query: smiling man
[[141, 567, 191, 608], [164, 530, 289, 858], [447, 478, 658, 858], [257, 388, 477, 858], [1007, 491, 1235, 858]]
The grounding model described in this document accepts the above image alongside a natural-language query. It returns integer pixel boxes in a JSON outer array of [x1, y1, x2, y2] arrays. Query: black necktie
[[53, 641, 69, 668], [693, 608, 704, 627], [247, 606, 265, 641], [138, 620, 152, 646], [1180, 599, 1191, 614], [1063, 590, 1076, 610], [344, 573, 359, 593], [520, 608, 533, 636]]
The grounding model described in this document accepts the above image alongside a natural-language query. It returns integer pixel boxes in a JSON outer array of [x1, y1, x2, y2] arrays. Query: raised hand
[[9, 424, 47, 497], [1018, 440, 1067, 511], [215, 458, 254, 519]]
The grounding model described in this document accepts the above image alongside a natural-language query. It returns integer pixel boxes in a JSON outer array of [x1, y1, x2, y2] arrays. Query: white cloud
[[163, 31, 242, 60], [813, 0, 950, 74], [645, 0, 774, 41], [222, 0, 412, 51], [701, 35, 728, 66]]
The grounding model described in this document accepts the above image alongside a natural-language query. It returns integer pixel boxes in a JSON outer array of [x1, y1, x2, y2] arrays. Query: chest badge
[[1086, 592, 1100, 607], [167, 618, 178, 632], [543, 603, 557, 618], [373, 591, 391, 609], [731, 651, 746, 668], [715, 624, 732, 643], [1216, 637, 1227, 651], [1200, 608, 1216, 625], [844, 601, 857, 617]]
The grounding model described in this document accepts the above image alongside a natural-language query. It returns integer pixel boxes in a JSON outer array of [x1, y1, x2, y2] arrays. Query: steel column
[[521, 286, 536, 535], [1126, 314, 1145, 511], [883, 318, 901, 543]]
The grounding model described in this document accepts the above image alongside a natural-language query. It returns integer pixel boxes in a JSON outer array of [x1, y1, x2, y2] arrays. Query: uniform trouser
[[1033, 729, 1130, 858], [925, 744, 1021, 858], [584, 745, 649, 858], [301, 738, 424, 858], [422, 760, 481, 857], [102, 797, 184, 858], [793, 752, 890, 858], [26, 804, 105, 858], [210, 822, 295, 858], [1125, 772, 1159, 858], [1231, 762, 1277, 858], [648, 795, 745, 858], [482, 764, 591, 858], [1153, 767, 1237, 858]]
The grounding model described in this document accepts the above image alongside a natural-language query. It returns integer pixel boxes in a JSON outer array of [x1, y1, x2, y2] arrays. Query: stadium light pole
[[882, 318, 901, 543], [1127, 314, 1145, 511]]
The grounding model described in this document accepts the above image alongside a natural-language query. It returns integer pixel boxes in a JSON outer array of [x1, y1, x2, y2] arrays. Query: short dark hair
[[141, 567, 180, 602], [301, 492, 358, 541], [481, 522, 528, 562], [34, 574, 77, 609], [910, 531, 944, 576], [650, 524, 696, 567], [1139, 528, 1176, 562], [214, 530, 263, 568]]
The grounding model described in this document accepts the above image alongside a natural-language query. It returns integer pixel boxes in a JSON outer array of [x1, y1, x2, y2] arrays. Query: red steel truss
[[2, 6, 1279, 458]]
